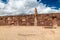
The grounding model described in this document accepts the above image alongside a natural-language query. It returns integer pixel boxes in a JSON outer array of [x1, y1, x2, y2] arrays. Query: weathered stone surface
[[0, 13, 60, 26]]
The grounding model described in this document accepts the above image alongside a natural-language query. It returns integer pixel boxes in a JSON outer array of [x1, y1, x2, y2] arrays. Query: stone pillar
[[53, 18, 57, 28], [34, 8, 37, 26], [52, 14, 57, 28]]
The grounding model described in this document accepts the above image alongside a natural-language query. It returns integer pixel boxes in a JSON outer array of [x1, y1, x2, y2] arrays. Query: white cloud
[[0, 0, 60, 16], [0, 2, 5, 9]]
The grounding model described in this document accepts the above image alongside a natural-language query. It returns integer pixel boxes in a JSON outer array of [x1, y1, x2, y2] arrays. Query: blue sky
[[39, 0, 60, 9], [0, 0, 60, 16], [1, 0, 8, 4]]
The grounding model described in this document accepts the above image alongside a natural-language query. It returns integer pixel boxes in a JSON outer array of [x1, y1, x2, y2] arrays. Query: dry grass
[[0, 26, 60, 40]]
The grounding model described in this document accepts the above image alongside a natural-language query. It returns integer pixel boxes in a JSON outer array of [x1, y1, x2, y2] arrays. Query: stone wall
[[0, 15, 34, 26], [0, 13, 60, 26], [37, 14, 53, 26]]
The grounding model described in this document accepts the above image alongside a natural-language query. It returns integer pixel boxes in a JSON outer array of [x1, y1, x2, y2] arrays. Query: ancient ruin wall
[[0, 15, 34, 26], [0, 13, 60, 26]]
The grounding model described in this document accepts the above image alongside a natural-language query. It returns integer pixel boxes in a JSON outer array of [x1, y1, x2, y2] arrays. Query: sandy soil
[[0, 26, 60, 40]]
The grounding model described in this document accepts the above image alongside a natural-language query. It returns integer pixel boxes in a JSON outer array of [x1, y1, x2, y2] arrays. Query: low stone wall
[[0, 15, 34, 26], [0, 13, 60, 26]]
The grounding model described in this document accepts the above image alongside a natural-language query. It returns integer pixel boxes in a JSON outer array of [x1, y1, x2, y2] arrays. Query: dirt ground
[[0, 26, 60, 40]]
